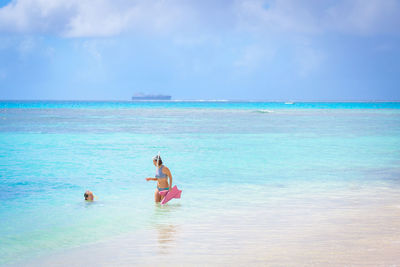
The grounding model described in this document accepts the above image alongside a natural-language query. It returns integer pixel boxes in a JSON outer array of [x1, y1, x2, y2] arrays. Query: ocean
[[1, 101, 400, 266]]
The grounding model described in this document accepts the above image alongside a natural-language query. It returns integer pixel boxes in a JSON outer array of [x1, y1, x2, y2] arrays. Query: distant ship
[[131, 93, 171, 101]]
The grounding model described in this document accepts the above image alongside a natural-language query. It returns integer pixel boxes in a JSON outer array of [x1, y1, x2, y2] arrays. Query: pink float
[[159, 185, 182, 205]]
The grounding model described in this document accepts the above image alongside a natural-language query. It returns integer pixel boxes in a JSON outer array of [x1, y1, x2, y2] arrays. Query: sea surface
[[1, 101, 400, 266]]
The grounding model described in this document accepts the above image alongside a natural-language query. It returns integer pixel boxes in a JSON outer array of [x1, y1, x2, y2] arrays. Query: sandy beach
[[16, 183, 400, 267]]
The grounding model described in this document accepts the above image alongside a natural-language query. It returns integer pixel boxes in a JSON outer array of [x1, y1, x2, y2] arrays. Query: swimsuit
[[155, 166, 167, 179], [157, 187, 170, 191], [156, 166, 169, 191]]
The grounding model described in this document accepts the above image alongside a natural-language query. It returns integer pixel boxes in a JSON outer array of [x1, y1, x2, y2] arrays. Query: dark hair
[[153, 155, 163, 166], [84, 192, 89, 200]]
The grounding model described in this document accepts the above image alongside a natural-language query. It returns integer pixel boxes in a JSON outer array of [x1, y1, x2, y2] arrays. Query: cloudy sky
[[0, 0, 399, 100]]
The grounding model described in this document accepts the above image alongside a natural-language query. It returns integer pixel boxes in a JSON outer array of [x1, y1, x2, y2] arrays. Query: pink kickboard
[[159, 185, 182, 205], [159, 190, 168, 196]]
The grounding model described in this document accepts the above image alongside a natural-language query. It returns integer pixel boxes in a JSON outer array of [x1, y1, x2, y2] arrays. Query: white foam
[[256, 109, 274, 113]]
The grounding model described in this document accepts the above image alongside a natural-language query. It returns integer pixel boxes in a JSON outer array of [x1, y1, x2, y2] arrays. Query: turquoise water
[[1, 101, 400, 265], [1, 100, 400, 109]]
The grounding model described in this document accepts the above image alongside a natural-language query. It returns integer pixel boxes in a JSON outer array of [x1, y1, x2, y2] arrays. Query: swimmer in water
[[145, 155, 173, 203], [84, 190, 94, 201]]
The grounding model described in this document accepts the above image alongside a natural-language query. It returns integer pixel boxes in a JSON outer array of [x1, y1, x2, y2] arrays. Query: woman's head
[[152, 155, 163, 166]]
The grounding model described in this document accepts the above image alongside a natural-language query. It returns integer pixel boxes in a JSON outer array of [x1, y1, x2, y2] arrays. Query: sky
[[0, 0, 400, 101]]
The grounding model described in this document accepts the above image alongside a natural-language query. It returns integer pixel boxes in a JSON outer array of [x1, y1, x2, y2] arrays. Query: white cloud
[[0, 0, 399, 38], [0, 0, 76, 34], [233, 0, 400, 36], [63, 0, 189, 37], [326, 0, 400, 35], [0, 0, 192, 37], [233, 0, 323, 34]]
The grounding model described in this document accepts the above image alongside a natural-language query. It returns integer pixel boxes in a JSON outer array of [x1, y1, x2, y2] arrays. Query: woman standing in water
[[146, 155, 173, 203]]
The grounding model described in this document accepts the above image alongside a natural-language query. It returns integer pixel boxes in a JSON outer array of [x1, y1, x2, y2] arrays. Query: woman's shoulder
[[162, 165, 170, 172]]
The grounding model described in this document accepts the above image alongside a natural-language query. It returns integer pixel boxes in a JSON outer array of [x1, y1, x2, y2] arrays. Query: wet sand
[[18, 186, 400, 267]]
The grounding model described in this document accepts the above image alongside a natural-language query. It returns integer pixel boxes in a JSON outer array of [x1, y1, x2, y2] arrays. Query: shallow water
[[1, 101, 400, 266]]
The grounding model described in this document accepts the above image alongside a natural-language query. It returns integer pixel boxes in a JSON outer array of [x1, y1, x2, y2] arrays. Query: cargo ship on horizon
[[131, 93, 171, 101]]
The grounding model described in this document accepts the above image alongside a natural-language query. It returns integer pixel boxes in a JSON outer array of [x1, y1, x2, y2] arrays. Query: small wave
[[255, 109, 274, 113]]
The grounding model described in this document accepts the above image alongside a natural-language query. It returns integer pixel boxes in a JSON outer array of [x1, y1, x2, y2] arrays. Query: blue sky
[[0, 0, 400, 100]]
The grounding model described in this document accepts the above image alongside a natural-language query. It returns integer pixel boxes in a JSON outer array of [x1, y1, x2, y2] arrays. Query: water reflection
[[156, 224, 178, 254], [151, 204, 182, 254]]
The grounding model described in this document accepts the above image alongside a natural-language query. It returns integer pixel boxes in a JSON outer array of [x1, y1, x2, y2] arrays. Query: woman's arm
[[146, 177, 157, 181]]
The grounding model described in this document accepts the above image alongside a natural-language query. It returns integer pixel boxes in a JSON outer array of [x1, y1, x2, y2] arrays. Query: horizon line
[[1, 99, 400, 103]]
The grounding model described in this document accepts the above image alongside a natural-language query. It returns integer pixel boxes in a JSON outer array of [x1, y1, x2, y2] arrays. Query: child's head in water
[[84, 190, 94, 201]]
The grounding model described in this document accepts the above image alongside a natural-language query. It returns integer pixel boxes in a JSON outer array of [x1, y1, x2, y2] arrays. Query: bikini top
[[155, 166, 167, 179]]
